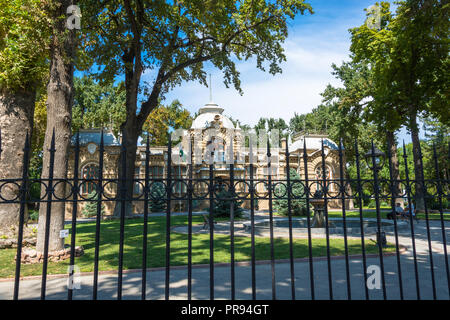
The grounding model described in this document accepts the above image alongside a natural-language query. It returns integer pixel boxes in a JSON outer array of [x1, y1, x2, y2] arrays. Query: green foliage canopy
[[0, 0, 50, 90]]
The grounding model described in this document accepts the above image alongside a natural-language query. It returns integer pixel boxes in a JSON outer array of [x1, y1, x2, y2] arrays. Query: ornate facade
[[67, 100, 352, 217]]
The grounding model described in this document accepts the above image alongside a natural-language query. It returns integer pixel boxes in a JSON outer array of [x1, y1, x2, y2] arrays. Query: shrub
[[274, 169, 307, 216], [210, 189, 244, 218], [149, 182, 167, 213], [28, 210, 39, 222], [82, 191, 105, 218]]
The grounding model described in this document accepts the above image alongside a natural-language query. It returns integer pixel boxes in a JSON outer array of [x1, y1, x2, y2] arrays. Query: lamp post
[[365, 144, 387, 247]]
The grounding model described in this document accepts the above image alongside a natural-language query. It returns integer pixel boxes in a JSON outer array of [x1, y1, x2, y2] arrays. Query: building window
[[134, 167, 141, 194], [81, 163, 99, 194], [315, 164, 333, 192], [172, 166, 186, 193], [315, 165, 332, 180], [150, 166, 164, 179]]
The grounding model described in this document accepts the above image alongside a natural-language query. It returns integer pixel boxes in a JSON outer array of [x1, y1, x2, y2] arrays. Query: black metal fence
[[0, 130, 449, 300]]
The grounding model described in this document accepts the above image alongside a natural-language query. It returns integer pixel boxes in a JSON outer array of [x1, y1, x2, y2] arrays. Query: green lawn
[[0, 215, 395, 278]]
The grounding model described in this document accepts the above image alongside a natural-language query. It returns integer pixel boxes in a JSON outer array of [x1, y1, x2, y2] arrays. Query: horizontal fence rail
[[0, 129, 449, 300]]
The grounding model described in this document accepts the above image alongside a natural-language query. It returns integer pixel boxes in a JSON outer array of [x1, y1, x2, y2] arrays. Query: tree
[[29, 95, 48, 203], [350, 0, 449, 210], [142, 99, 193, 146], [149, 182, 166, 213], [274, 168, 307, 216], [254, 117, 288, 137], [80, 0, 314, 216], [72, 76, 127, 135], [289, 104, 335, 137], [0, 0, 50, 235], [37, 0, 78, 253], [320, 59, 402, 202], [422, 117, 449, 191], [210, 188, 244, 218], [82, 191, 105, 218]]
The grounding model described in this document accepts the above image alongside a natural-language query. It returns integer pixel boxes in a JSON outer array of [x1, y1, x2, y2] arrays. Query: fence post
[[68, 132, 80, 300], [249, 137, 257, 300], [402, 140, 421, 299], [369, 140, 387, 299], [285, 137, 296, 300], [41, 129, 56, 300], [229, 133, 236, 300], [117, 132, 127, 300], [417, 141, 437, 299], [321, 139, 333, 300], [354, 139, 369, 299], [267, 138, 277, 300], [165, 133, 172, 300], [141, 135, 150, 300], [432, 143, 450, 297], [13, 132, 30, 300], [302, 139, 315, 300], [208, 138, 214, 300], [187, 134, 193, 300], [93, 130, 105, 299], [386, 137, 404, 300], [338, 138, 351, 299]]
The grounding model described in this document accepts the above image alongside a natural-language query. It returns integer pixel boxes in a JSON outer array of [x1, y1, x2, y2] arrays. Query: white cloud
[[163, 32, 349, 126], [154, 1, 384, 127]]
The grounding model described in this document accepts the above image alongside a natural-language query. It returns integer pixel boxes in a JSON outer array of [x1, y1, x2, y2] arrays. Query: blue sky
[[160, 0, 422, 143], [161, 0, 372, 123], [82, 0, 421, 144]]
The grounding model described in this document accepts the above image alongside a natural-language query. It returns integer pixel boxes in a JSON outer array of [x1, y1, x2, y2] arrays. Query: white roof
[[191, 102, 235, 130], [289, 135, 338, 151]]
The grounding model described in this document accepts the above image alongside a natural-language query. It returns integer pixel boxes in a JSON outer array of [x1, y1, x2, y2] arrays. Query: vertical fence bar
[[187, 135, 193, 300], [338, 138, 351, 299], [0, 129, 2, 159], [321, 139, 333, 300], [13, 132, 30, 300], [386, 138, 404, 300], [229, 135, 236, 300], [417, 142, 437, 299], [93, 130, 105, 300], [141, 136, 151, 300], [117, 134, 127, 300], [249, 140, 256, 300], [370, 141, 387, 299], [285, 139, 296, 300], [354, 140, 369, 300], [68, 133, 80, 300], [41, 129, 56, 300], [402, 141, 421, 299], [267, 139, 276, 300], [302, 139, 315, 300], [165, 134, 172, 300], [208, 147, 214, 300], [432, 143, 450, 297]]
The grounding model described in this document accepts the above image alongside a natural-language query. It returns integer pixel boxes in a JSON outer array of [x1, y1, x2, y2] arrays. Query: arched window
[[315, 165, 332, 180], [81, 163, 99, 194], [205, 137, 225, 164], [315, 164, 334, 192]]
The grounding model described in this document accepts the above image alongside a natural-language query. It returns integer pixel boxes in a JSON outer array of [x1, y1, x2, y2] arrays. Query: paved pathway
[[1, 212, 449, 300]]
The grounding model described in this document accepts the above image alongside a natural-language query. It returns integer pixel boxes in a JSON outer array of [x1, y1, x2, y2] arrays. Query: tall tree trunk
[[0, 88, 35, 235], [409, 112, 425, 211], [386, 130, 403, 207], [113, 117, 140, 217], [36, 0, 76, 252]]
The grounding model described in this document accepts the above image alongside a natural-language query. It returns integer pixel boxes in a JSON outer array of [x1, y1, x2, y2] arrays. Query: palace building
[[67, 100, 352, 217]]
